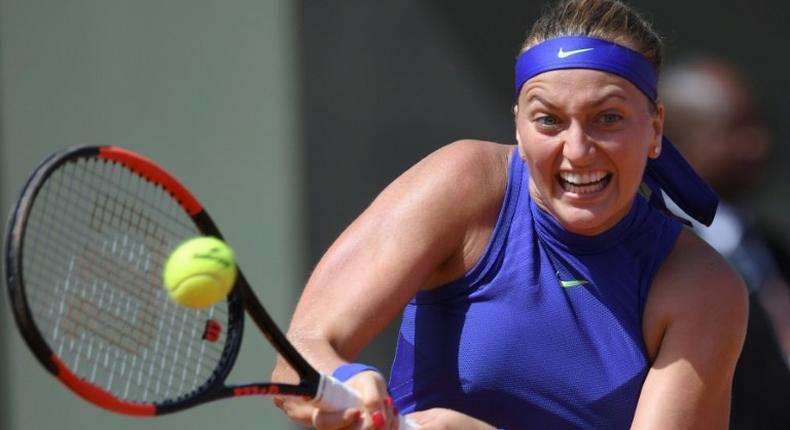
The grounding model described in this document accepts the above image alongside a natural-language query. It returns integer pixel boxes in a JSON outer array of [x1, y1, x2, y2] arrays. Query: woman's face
[[515, 69, 664, 236]]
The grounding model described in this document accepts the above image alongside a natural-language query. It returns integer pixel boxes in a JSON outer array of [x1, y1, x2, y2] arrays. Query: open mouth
[[558, 171, 612, 194]]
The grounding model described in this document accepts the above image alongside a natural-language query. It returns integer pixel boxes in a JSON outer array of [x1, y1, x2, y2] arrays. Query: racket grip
[[313, 374, 420, 429]]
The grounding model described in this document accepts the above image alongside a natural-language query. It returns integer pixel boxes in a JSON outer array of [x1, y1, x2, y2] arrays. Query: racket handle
[[396, 414, 420, 430], [313, 374, 420, 429]]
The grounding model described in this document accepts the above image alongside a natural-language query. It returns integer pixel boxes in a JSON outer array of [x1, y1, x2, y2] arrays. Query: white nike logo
[[557, 47, 594, 58]]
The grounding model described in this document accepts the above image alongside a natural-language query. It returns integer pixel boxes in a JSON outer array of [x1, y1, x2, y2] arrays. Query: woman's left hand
[[406, 408, 496, 430]]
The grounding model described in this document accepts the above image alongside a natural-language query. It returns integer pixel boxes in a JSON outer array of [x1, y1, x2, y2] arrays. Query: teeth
[[558, 171, 608, 185], [558, 171, 610, 194]]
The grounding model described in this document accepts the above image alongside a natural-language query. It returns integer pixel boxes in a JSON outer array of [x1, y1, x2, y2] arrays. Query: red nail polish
[[352, 410, 362, 421], [383, 396, 393, 407], [371, 410, 385, 429]]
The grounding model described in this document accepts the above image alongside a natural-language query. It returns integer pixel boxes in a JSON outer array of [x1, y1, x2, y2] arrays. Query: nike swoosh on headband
[[557, 47, 595, 58]]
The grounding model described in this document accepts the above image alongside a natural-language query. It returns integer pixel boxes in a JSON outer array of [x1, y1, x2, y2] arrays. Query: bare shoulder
[[643, 228, 749, 361], [383, 140, 513, 287], [652, 229, 747, 314], [334, 139, 513, 270], [407, 139, 512, 197], [382, 139, 513, 222], [636, 229, 749, 428], [426, 138, 512, 163]]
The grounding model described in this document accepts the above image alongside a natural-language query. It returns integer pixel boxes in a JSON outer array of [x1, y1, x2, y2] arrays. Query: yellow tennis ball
[[163, 236, 237, 309]]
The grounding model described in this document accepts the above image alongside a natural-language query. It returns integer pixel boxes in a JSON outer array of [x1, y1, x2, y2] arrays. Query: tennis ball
[[163, 236, 237, 309]]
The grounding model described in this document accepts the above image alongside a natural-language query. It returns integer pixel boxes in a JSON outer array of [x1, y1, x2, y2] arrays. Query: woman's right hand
[[272, 369, 400, 430]]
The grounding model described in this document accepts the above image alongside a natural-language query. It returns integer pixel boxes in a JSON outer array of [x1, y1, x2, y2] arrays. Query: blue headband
[[515, 36, 658, 102], [513, 36, 718, 226]]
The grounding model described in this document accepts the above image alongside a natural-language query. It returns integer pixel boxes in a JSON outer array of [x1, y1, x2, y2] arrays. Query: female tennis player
[[273, 0, 748, 428]]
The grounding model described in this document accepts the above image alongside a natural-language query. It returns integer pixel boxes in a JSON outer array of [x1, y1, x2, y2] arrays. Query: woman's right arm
[[272, 140, 510, 429]]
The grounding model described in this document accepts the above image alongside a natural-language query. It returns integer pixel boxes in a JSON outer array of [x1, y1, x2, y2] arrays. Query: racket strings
[[26, 163, 219, 349], [22, 157, 233, 403], [25, 173, 229, 379], [23, 166, 218, 402], [25, 160, 226, 400], [26, 225, 220, 360]]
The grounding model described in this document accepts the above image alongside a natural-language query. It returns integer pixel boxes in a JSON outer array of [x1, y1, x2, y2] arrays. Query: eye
[[535, 115, 561, 127], [598, 112, 623, 124]]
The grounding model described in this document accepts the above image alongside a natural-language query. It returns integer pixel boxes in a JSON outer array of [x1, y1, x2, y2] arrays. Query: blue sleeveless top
[[389, 150, 682, 429]]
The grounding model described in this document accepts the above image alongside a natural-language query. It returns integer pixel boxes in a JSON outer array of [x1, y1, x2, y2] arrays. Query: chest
[[455, 261, 649, 397]]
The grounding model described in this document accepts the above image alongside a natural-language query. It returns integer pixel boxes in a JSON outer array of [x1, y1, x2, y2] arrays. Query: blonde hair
[[522, 0, 663, 71]]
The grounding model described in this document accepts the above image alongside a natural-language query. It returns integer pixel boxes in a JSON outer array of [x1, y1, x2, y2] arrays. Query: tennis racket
[[3, 145, 416, 428]]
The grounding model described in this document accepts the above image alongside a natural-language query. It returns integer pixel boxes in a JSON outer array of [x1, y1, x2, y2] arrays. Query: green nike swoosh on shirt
[[559, 279, 589, 288]]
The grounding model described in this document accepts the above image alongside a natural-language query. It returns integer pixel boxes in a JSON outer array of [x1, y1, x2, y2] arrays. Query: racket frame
[[3, 146, 320, 415]]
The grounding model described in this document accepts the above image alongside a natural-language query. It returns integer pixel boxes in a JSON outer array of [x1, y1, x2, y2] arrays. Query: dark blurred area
[[298, 0, 790, 428], [662, 56, 790, 429]]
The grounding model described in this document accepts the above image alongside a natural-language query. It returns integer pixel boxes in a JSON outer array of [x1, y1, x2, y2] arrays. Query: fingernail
[[371, 410, 385, 429], [352, 410, 362, 421], [383, 396, 393, 407]]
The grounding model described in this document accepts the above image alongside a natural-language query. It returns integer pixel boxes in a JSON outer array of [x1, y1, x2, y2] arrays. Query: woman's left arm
[[633, 229, 748, 430]]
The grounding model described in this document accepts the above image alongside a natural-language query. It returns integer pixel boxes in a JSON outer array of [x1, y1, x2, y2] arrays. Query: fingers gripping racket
[[4, 146, 416, 428]]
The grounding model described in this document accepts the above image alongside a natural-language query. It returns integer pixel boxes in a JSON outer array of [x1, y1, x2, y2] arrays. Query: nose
[[561, 122, 595, 164]]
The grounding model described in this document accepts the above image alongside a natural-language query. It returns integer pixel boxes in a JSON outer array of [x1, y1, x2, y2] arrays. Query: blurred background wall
[[2, 1, 788, 429]]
